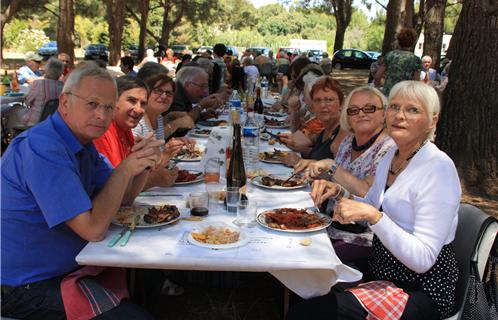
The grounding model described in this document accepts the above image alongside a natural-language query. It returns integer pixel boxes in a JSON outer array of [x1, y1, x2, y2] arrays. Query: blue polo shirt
[[1, 112, 113, 286]]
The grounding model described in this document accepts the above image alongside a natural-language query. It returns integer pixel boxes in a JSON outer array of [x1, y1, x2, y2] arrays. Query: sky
[[248, 0, 379, 19]]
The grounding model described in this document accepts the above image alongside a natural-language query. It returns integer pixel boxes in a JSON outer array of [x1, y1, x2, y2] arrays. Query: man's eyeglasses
[[312, 97, 337, 106], [188, 81, 209, 89], [67, 92, 115, 114], [346, 104, 382, 116], [387, 103, 424, 119], [152, 88, 174, 97]]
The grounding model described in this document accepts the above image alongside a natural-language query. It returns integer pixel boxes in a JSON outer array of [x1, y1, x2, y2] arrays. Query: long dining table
[[76, 112, 363, 299]]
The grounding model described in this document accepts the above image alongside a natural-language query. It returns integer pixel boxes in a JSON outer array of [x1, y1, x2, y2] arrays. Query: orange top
[[93, 121, 134, 168]]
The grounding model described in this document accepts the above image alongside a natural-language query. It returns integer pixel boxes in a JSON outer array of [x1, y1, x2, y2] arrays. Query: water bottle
[[242, 111, 259, 173], [261, 76, 269, 99], [229, 90, 242, 124]]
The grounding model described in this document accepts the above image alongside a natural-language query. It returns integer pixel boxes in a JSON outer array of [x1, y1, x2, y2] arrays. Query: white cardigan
[[360, 142, 461, 274]]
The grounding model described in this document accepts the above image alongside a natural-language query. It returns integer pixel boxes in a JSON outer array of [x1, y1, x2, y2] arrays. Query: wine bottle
[[226, 123, 246, 191], [254, 87, 264, 114]]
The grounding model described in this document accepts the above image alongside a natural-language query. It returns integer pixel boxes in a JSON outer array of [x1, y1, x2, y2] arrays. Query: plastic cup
[[204, 157, 221, 183]]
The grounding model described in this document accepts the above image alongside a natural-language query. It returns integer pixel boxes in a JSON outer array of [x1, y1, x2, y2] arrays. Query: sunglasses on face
[[346, 104, 382, 116]]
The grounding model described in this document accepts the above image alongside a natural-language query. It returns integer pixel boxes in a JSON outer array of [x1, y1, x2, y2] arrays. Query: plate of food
[[190, 128, 212, 138], [187, 222, 249, 249], [175, 170, 204, 185], [173, 146, 204, 162], [258, 149, 289, 164], [264, 111, 287, 118], [114, 205, 181, 228], [197, 119, 228, 127], [251, 174, 307, 190], [257, 208, 332, 233], [264, 117, 288, 129]]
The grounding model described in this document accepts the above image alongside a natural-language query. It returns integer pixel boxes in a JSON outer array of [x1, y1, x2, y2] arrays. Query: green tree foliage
[[17, 29, 50, 52]]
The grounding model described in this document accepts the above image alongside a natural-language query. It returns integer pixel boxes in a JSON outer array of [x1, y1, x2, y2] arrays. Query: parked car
[[196, 46, 213, 55], [276, 47, 302, 60], [38, 41, 58, 58], [84, 44, 109, 61], [307, 49, 324, 63], [171, 44, 191, 58], [127, 44, 139, 57], [247, 47, 270, 57], [332, 49, 377, 69], [226, 45, 238, 58], [365, 51, 381, 60]]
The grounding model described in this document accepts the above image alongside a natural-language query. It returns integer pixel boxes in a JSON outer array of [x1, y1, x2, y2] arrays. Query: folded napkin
[[346, 280, 409, 320], [60, 266, 129, 320]]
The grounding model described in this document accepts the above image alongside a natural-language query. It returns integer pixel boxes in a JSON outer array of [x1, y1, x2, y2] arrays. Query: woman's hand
[[169, 114, 194, 131], [294, 158, 314, 174], [281, 152, 301, 167], [307, 159, 335, 178], [176, 136, 196, 152], [310, 179, 340, 206], [278, 131, 313, 150], [334, 197, 383, 225]]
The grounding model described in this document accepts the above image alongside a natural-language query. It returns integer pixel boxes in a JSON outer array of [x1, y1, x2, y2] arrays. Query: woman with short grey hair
[[23, 57, 66, 127]]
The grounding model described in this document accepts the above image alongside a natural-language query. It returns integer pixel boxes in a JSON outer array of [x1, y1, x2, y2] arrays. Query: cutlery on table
[[107, 227, 128, 247], [119, 215, 140, 247]]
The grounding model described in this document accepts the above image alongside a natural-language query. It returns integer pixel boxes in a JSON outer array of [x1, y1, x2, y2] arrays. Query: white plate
[[174, 170, 204, 185], [264, 112, 287, 118], [187, 226, 249, 249], [258, 151, 289, 164], [173, 147, 204, 162], [256, 209, 332, 233], [251, 175, 307, 190], [265, 124, 289, 129], [113, 206, 181, 228]]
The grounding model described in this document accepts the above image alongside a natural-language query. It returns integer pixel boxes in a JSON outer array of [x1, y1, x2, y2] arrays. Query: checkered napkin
[[346, 280, 409, 320]]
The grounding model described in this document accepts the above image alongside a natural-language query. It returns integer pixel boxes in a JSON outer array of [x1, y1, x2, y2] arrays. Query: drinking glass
[[189, 192, 209, 216], [226, 187, 240, 214], [204, 157, 221, 183], [233, 199, 257, 227]]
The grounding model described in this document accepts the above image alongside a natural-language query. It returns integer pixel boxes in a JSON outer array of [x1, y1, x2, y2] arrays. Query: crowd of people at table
[[2, 31, 461, 319]]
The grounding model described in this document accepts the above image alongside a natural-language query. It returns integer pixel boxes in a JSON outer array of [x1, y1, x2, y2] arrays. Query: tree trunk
[[57, 0, 75, 68], [160, 2, 171, 46], [1, 0, 22, 62], [331, 0, 353, 52], [423, 0, 447, 68], [138, 0, 150, 61], [435, 0, 498, 196], [107, 0, 125, 66], [382, 0, 410, 54], [159, 0, 186, 47]]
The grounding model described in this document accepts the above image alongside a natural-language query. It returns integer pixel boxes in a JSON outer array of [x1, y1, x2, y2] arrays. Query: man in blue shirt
[[1, 65, 161, 319], [17, 52, 45, 84]]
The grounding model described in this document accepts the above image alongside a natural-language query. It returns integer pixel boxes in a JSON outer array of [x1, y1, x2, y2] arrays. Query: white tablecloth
[[76, 117, 363, 299]]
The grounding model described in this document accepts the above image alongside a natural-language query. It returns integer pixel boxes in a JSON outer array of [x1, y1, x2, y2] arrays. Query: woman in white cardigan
[[288, 81, 461, 320]]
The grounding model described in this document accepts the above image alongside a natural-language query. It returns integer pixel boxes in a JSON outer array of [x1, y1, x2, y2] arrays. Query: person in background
[[137, 49, 158, 68], [242, 57, 259, 88], [289, 81, 459, 320], [368, 55, 383, 86], [57, 52, 72, 79], [254, 51, 270, 69], [23, 57, 65, 127], [176, 54, 192, 74], [1, 65, 159, 319], [136, 62, 168, 82], [18, 52, 44, 84], [374, 27, 421, 96], [120, 56, 137, 77], [212, 43, 229, 87], [169, 66, 224, 127], [420, 55, 438, 83], [231, 59, 245, 92], [320, 52, 332, 66]]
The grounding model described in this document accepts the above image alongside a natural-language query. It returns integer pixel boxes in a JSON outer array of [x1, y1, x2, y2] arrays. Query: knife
[[107, 227, 128, 247], [119, 215, 140, 247]]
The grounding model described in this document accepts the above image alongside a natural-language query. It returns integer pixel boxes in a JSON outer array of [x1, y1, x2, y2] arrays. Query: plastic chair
[[444, 204, 498, 319], [39, 99, 59, 122]]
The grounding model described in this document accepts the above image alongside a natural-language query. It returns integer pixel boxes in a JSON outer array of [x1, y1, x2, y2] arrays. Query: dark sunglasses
[[346, 104, 382, 116]]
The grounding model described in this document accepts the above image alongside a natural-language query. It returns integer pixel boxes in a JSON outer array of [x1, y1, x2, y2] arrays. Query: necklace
[[389, 140, 428, 175], [352, 128, 384, 152]]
